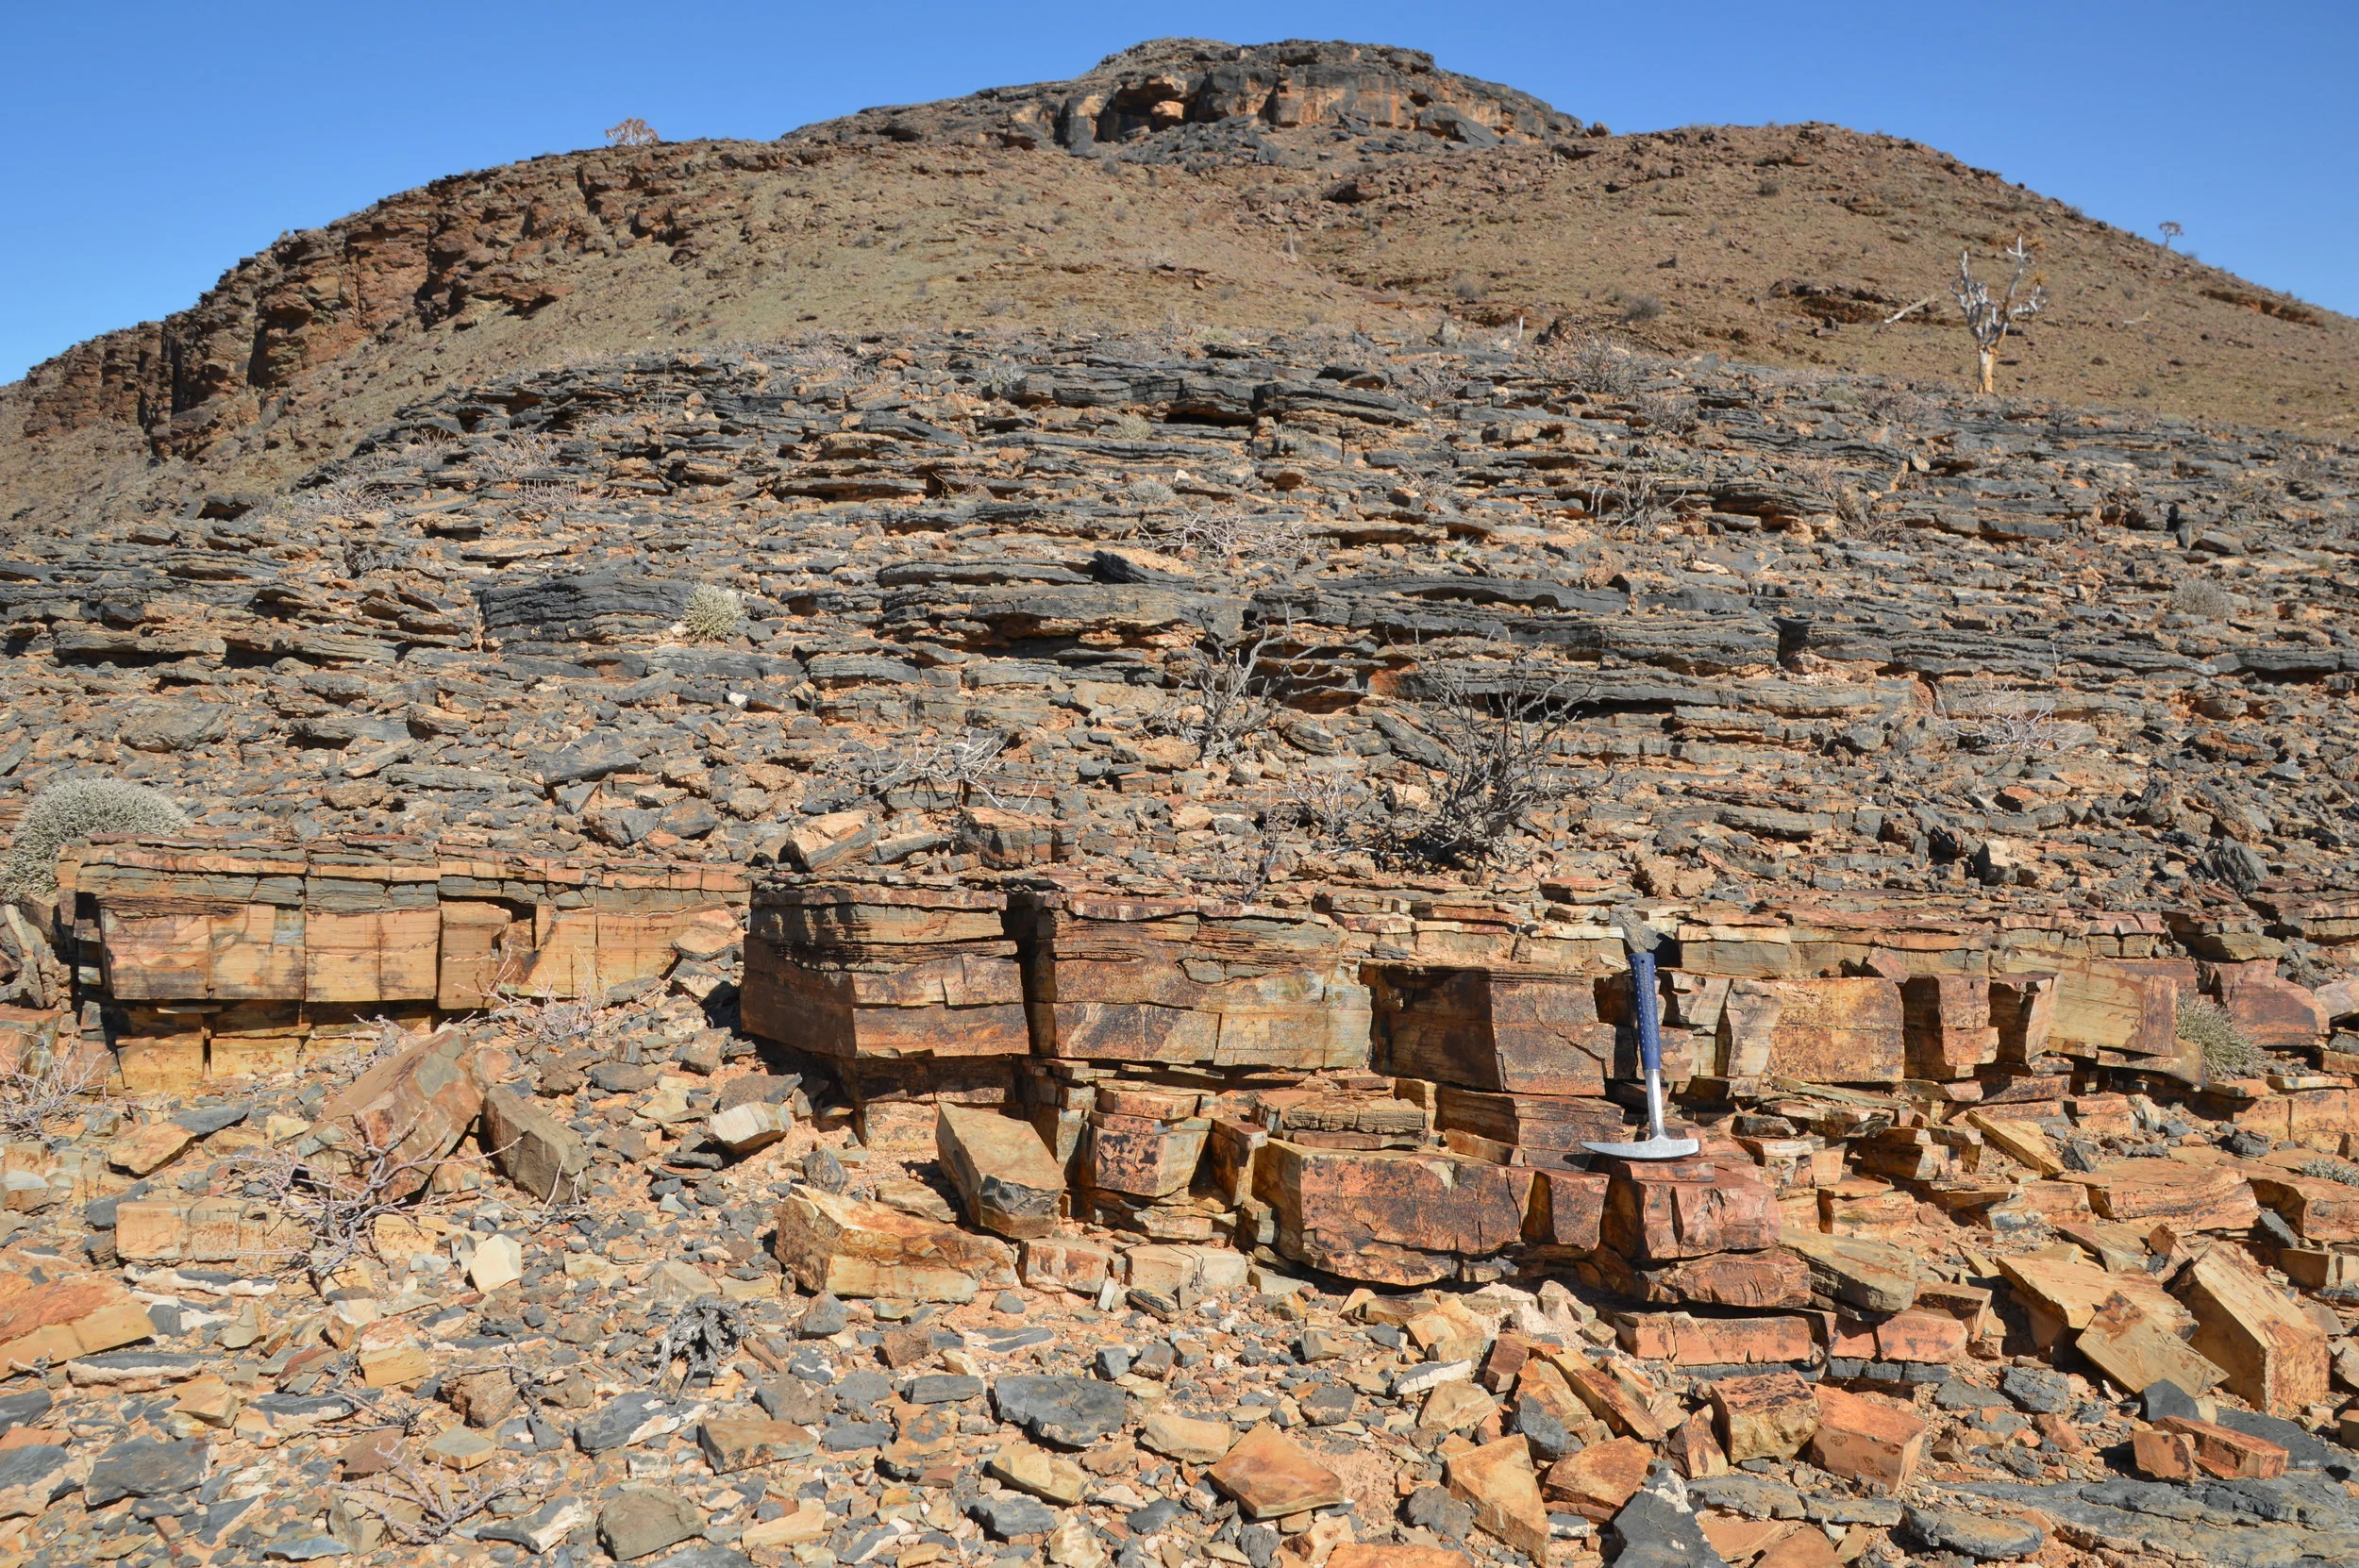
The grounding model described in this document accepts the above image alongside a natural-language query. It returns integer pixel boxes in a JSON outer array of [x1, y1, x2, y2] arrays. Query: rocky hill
[[4, 38, 2352, 537], [0, 39, 2355, 1568]]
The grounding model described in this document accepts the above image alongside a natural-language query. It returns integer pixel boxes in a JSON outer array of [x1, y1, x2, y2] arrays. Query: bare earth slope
[[4, 38, 2351, 535]]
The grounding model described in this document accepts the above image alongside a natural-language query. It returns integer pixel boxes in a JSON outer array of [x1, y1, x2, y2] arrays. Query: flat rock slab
[[1963, 1477, 2359, 1568], [1902, 1506, 2046, 1561], [87, 1437, 207, 1507], [0, 1445, 84, 1520], [575, 1393, 692, 1454], [1211, 1423, 1347, 1519], [992, 1376, 1128, 1447], [599, 1487, 706, 1561], [970, 1493, 1060, 1538]]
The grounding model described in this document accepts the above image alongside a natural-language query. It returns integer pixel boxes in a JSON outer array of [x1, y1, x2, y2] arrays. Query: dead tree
[[605, 118, 660, 147], [1951, 236, 2046, 394]]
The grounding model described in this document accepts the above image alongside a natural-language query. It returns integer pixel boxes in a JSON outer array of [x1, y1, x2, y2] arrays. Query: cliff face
[[13, 141, 802, 456]]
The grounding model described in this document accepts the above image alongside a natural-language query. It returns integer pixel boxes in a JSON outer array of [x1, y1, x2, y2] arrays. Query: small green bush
[[680, 583, 745, 643], [2178, 994, 2266, 1076], [2, 779, 189, 902]]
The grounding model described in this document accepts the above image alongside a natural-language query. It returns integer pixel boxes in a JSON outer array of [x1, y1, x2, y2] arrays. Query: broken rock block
[[1591, 1247, 1812, 1310], [1209, 1422, 1347, 1519], [771, 1187, 1015, 1302], [742, 880, 1029, 1059], [2215, 964, 2327, 1051], [1709, 1371, 1820, 1464], [1620, 1314, 1815, 1372], [2153, 1414, 2289, 1479], [1079, 1111, 1210, 1200], [1721, 977, 1902, 1083], [1778, 1229, 1917, 1314], [1544, 1435, 1653, 1521], [1435, 1089, 1628, 1155], [1446, 1435, 1551, 1562], [1370, 966, 1616, 1094], [1255, 1143, 1526, 1286], [2083, 1159, 2258, 1233], [1601, 1157, 1780, 1262], [1807, 1386, 1924, 1488], [482, 1086, 589, 1203], [706, 1100, 793, 1157], [318, 1029, 483, 1200], [936, 1105, 1067, 1240], [1013, 892, 1371, 1070], [2177, 1245, 2329, 1415], [2241, 1165, 2359, 1243], [1900, 975, 1999, 1079]]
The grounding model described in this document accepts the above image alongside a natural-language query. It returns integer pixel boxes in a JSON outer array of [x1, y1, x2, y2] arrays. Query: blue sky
[[5, 0, 2352, 386]]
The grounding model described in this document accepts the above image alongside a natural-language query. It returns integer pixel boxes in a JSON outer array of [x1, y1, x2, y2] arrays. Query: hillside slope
[[4, 38, 2351, 536]]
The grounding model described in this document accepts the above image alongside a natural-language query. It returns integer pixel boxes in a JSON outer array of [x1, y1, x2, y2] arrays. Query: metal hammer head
[[1581, 1133, 1702, 1160]]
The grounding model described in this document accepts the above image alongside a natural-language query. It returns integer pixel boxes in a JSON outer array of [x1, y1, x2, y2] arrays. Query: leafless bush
[[605, 117, 661, 147], [1388, 650, 1580, 867], [1274, 769, 1377, 851], [1952, 236, 2047, 393], [347, 1460, 532, 1546], [655, 1296, 748, 1390], [1636, 392, 1698, 437], [1564, 335, 1644, 399], [488, 992, 612, 1056], [319, 1015, 414, 1080], [0, 1024, 107, 1140], [1145, 507, 1310, 573], [470, 434, 568, 483], [1154, 626, 1305, 763], [828, 728, 1012, 809], [231, 1129, 459, 1282], [1928, 687, 2086, 758], [1581, 471, 1684, 537], [2168, 578, 2234, 620]]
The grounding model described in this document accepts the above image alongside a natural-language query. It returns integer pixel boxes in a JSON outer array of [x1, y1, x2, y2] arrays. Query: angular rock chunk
[[482, 1086, 588, 1202], [1710, 1371, 1821, 1463], [1255, 1143, 1525, 1286], [2177, 1245, 2328, 1415], [1807, 1387, 1924, 1488], [319, 1030, 483, 1200], [772, 1187, 1015, 1302], [1212, 1423, 1349, 1520], [937, 1105, 1067, 1239], [1779, 1228, 1917, 1313]]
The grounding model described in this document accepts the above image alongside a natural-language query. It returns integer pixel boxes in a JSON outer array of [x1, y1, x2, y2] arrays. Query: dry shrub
[[680, 583, 745, 642], [2, 778, 187, 902]]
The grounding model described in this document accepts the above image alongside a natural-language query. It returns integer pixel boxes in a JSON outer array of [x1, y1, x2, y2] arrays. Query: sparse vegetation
[[2178, 995, 2267, 1076], [2168, 577, 2235, 619], [679, 583, 745, 642], [1951, 236, 2047, 393], [828, 727, 1012, 809], [1387, 651, 1579, 868], [0, 1022, 107, 1139], [2, 778, 187, 903], [1928, 687, 2084, 758], [1156, 626, 1305, 763], [605, 117, 661, 147]]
